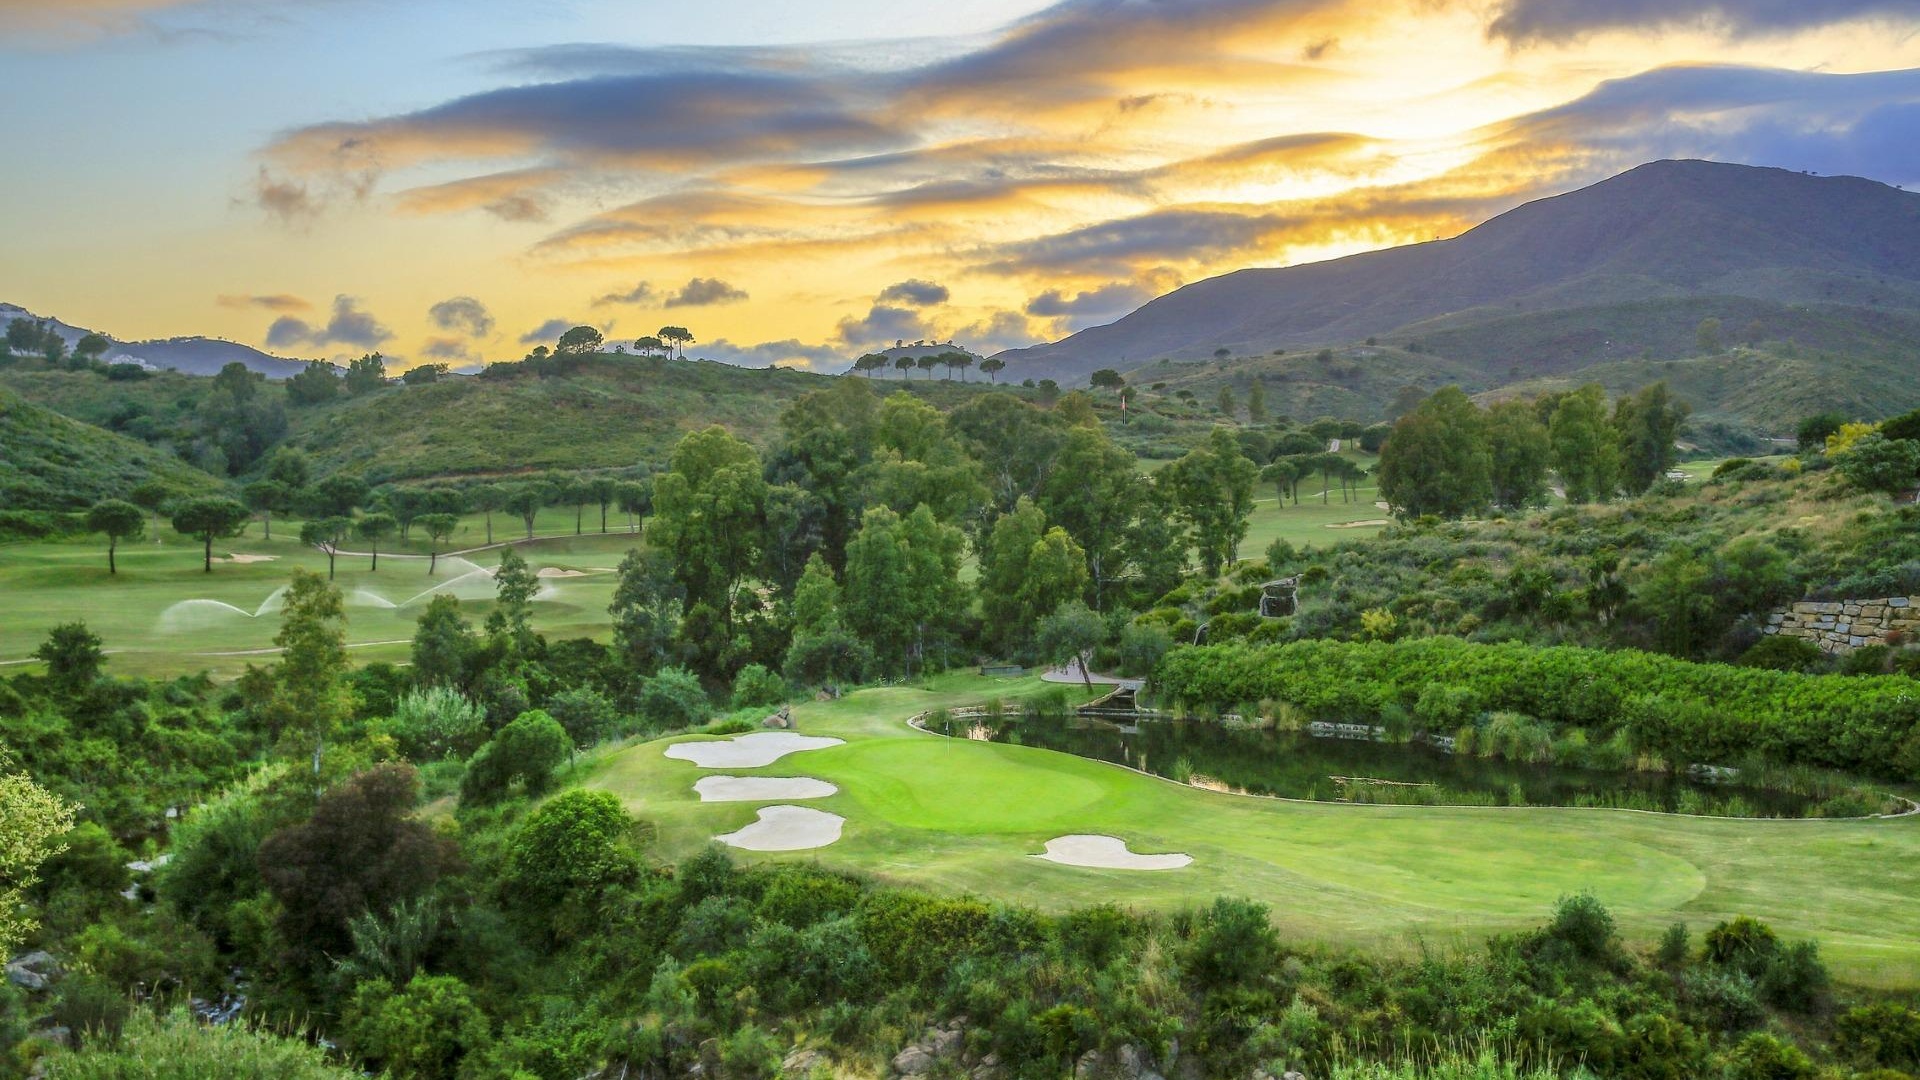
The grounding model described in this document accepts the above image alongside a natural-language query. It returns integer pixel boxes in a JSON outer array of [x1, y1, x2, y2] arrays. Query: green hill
[[0, 387, 225, 512]]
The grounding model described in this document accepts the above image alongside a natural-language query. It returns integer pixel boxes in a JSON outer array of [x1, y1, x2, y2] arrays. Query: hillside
[[1, 302, 310, 378], [1000, 160, 1920, 399], [278, 355, 1031, 482], [0, 388, 226, 512]]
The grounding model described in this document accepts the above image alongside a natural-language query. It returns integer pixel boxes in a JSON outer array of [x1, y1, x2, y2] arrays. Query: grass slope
[[587, 673, 1920, 986], [0, 387, 224, 511]]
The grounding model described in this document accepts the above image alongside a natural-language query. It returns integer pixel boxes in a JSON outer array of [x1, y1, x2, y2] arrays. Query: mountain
[[997, 161, 1920, 397], [1, 302, 311, 378], [0, 387, 225, 513]]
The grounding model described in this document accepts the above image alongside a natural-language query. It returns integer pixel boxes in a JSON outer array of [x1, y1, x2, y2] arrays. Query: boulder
[[783, 1048, 831, 1076], [892, 1046, 937, 1076], [6, 951, 59, 992]]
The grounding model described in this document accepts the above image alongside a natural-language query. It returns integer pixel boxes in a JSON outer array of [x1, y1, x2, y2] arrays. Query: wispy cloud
[[217, 292, 309, 312]]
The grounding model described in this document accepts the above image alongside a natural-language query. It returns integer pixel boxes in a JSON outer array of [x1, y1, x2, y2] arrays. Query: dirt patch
[[665, 732, 845, 769], [1034, 835, 1191, 870], [716, 805, 845, 851], [694, 776, 838, 802]]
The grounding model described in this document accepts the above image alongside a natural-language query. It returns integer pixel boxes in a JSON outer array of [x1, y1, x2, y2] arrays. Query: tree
[[1036, 426, 1141, 610], [401, 362, 449, 385], [1695, 316, 1723, 355], [1161, 429, 1258, 575], [1089, 369, 1124, 393], [242, 479, 292, 540], [502, 481, 552, 540], [488, 548, 539, 645], [1035, 600, 1105, 689], [356, 513, 397, 571], [657, 325, 694, 359], [73, 332, 110, 363], [499, 789, 637, 924], [34, 621, 105, 692], [213, 360, 258, 402], [944, 351, 973, 381], [287, 360, 342, 406], [461, 711, 571, 805], [86, 499, 145, 574], [417, 513, 460, 573], [129, 480, 172, 539], [1613, 381, 1691, 495], [1485, 399, 1551, 510], [258, 764, 457, 966], [470, 483, 503, 545], [1377, 387, 1491, 519], [609, 548, 684, 678], [345, 352, 388, 395], [380, 486, 428, 540], [853, 352, 886, 378], [633, 334, 665, 358], [171, 497, 250, 572], [267, 570, 355, 769], [916, 354, 939, 379], [1246, 379, 1267, 423], [843, 504, 966, 676], [301, 516, 353, 580], [554, 473, 590, 535], [614, 479, 650, 534], [1388, 383, 1426, 419], [586, 476, 619, 532], [980, 357, 1006, 383], [1549, 384, 1619, 503], [306, 473, 369, 518], [650, 427, 767, 663], [555, 325, 604, 354], [1835, 432, 1920, 494], [894, 354, 916, 379], [1217, 385, 1236, 417], [410, 595, 475, 689], [0, 772, 73, 964]]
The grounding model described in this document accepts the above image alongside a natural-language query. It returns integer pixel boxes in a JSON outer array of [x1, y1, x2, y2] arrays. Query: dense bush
[[1155, 638, 1920, 779]]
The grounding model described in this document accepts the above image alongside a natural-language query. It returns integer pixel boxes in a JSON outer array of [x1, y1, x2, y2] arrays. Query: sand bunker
[[537, 567, 591, 578], [217, 553, 279, 564], [1034, 835, 1192, 870], [1327, 518, 1391, 529], [694, 775, 838, 802], [666, 732, 844, 768], [716, 805, 845, 851]]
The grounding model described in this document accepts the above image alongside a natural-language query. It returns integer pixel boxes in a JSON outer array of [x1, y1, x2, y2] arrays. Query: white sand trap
[[716, 805, 845, 851], [1326, 518, 1391, 529], [665, 731, 844, 768], [537, 567, 591, 578], [1034, 835, 1192, 871], [218, 553, 279, 564], [694, 775, 838, 802]]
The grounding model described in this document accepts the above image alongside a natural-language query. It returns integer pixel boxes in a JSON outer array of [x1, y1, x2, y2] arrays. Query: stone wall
[[1763, 596, 1920, 653]]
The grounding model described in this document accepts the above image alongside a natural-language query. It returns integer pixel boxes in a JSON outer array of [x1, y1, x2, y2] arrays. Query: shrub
[[545, 685, 619, 747], [1835, 1003, 1920, 1071], [1705, 916, 1780, 976], [39, 1008, 358, 1079], [389, 686, 485, 760], [1185, 897, 1281, 987], [636, 667, 712, 732], [502, 790, 640, 932], [729, 664, 788, 710], [1756, 939, 1829, 1012], [1724, 1032, 1816, 1080], [460, 709, 571, 805], [343, 974, 491, 1080]]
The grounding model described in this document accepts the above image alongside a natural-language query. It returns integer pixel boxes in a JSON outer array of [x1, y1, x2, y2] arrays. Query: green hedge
[[1154, 638, 1920, 780]]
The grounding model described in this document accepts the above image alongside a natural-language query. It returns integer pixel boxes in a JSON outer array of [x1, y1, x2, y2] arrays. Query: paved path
[[1039, 658, 1143, 690]]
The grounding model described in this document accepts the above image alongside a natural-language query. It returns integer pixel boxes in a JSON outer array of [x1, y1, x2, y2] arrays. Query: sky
[[2, 0, 1919, 371]]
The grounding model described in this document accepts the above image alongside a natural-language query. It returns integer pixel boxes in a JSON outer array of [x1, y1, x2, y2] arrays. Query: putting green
[[587, 674, 1920, 987]]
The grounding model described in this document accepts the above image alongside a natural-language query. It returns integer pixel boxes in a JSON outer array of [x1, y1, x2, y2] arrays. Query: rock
[[893, 1046, 937, 1076], [929, 1027, 963, 1056], [783, 1048, 831, 1076], [1116, 1044, 1165, 1080], [6, 951, 59, 991], [1283, 1073, 1309, 1080]]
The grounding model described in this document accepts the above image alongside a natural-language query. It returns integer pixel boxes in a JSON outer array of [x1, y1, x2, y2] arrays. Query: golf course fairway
[[586, 673, 1920, 988]]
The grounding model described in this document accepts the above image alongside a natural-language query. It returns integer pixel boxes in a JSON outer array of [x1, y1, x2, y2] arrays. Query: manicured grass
[[587, 673, 1920, 986], [0, 509, 650, 678]]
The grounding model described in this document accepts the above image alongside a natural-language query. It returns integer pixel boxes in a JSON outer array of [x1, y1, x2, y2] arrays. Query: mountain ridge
[[1, 302, 312, 379]]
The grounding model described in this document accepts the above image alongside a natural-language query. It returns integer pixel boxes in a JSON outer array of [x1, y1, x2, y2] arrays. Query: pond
[[945, 713, 1823, 817]]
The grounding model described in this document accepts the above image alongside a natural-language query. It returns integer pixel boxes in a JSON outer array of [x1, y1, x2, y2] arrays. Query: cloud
[[519, 318, 576, 346], [984, 207, 1297, 275], [428, 296, 495, 338], [250, 167, 318, 223], [393, 169, 561, 222], [1025, 270, 1183, 328], [421, 336, 474, 361], [950, 310, 1052, 355], [263, 295, 392, 350], [1485, 0, 1920, 44], [217, 292, 309, 312], [835, 304, 936, 349], [875, 279, 951, 306], [697, 338, 847, 370], [665, 277, 750, 308], [592, 281, 658, 307]]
